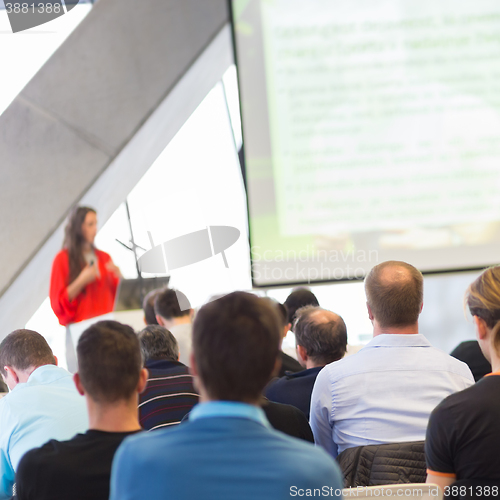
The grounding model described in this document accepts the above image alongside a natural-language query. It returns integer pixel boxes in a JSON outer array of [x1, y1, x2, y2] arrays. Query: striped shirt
[[139, 359, 199, 431]]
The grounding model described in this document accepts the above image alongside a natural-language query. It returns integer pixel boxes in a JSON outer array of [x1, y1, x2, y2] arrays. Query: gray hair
[[294, 306, 347, 365], [138, 325, 179, 362]]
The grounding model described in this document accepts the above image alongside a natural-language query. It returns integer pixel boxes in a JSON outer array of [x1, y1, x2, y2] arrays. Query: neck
[[373, 322, 419, 337], [305, 359, 324, 370], [86, 396, 142, 433], [488, 349, 500, 373]]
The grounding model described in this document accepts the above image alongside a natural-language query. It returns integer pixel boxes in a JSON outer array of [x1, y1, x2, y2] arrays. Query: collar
[[17, 365, 67, 390], [287, 366, 323, 379], [485, 370, 500, 377], [145, 359, 185, 370], [364, 333, 431, 348], [190, 401, 271, 429]]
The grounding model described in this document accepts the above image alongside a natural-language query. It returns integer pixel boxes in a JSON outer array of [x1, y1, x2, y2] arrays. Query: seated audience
[[0, 330, 88, 499], [155, 288, 193, 366], [450, 340, 491, 382], [138, 325, 199, 430], [142, 288, 161, 325], [264, 299, 302, 376], [110, 292, 343, 500], [265, 305, 347, 419], [16, 320, 146, 500], [310, 261, 474, 458], [426, 267, 500, 490], [284, 288, 320, 326]]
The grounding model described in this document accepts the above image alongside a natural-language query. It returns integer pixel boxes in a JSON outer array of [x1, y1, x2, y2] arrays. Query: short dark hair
[[365, 261, 423, 329], [138, 325, 179, 362], [261, 298, 288, 328], [154, 288, 191, 320], [294, 306, 347, 365], [192, 291, 281, 402], [143, 289, 161, 325], [284, 288, 320, 327], [77, 321, 142, 403], [0, 329, 55, 377]]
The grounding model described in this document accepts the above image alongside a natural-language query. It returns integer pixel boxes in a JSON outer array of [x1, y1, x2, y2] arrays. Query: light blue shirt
[[110, 400, 343, 500], [310, 334, 474, 458], [0, 365, 88, 499], [189, 400, 272, 426]]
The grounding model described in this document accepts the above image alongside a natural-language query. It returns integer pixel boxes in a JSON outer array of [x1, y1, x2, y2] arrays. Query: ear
[[137, 368, 149, 394], [73, 372, 85, 396], [156, 315, 165, 326], [366, 302, 374, 321], [4, 366, 19, 385], [420, 302, 424, 313], [53, 355, 58, 367], [296, 345, 308, 364], [474, 315, 488, 340], [189, 352, 198, 377], [144, 316, 148, 326]]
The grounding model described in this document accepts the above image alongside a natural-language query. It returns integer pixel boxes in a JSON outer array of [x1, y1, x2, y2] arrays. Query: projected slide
[[231, 0, 500, 286]]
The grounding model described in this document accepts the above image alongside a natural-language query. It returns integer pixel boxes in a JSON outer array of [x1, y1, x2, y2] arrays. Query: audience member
[[263, 298, 302, 377], [142, 289, 161, 325], [265, 305, 347, 418], [310, 261, 474, 458], [16, 321, 146, 500], [110, 292, 343, 500], [138, 325, 199, 430], [284, 288, 320, 328], [0, 330, 88, 499], [426, 267, 500, 491], [154, 288, 193, 366], [450, 340, 491, 382]]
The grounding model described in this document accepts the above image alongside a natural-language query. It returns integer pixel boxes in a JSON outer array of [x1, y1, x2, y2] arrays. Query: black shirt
[[450, 341, 492, 382], [278, 351, 302, 377], [261, 399, 314, 443], [426, 374, 500, 481], [16, 429, 140, 500]]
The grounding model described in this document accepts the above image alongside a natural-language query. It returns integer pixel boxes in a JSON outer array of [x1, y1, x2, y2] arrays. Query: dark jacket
[[337, 441, 426, 487]]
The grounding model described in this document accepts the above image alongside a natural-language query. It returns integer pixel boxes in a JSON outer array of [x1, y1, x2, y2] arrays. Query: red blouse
[[50, 248, 120, 326]]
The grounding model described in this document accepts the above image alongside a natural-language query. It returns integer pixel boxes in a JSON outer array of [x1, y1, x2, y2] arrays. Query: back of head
[[154, 288, 191, 321], [294, 306, 348, 365], [0, 329, 55, 377], [284, 288, 320, 327], [261, 298, 288, 328], [466, 266, 500, 352], [138, 325, 179, 363], [192, 291, 281, 402], [143, 289, 161, 325], [364, 261, 423, 329], [77, 320, 142, 403]]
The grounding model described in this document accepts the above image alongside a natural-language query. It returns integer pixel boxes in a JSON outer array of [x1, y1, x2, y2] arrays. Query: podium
[[65, 276, 170, 373]]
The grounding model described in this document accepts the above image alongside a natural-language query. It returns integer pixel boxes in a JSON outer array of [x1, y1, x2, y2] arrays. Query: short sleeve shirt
[[426, 374, 500, 480]]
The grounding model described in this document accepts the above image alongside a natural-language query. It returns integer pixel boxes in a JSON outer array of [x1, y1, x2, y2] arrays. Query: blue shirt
[[0, 365, 88, 499], [310, 334, 474, 458], [110, 401, 343, 500]]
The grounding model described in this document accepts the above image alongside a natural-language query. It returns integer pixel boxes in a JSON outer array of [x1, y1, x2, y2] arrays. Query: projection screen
[[230, 0, 500, 286]]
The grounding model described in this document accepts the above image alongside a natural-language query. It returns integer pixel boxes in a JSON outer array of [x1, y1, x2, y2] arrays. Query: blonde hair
[[466, 267, 500, 353]]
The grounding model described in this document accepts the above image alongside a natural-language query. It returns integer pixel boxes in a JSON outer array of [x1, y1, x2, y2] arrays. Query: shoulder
[[95, 249, 111, 261], [52, 249, 69, 265]]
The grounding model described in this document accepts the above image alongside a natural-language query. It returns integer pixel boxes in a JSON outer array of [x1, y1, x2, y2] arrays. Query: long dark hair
[[63, 206, 96, 284]]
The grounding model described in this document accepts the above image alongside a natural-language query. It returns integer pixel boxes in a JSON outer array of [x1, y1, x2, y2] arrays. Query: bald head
[[365, 261, 423, 329], [294, 306, 347, 366]]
